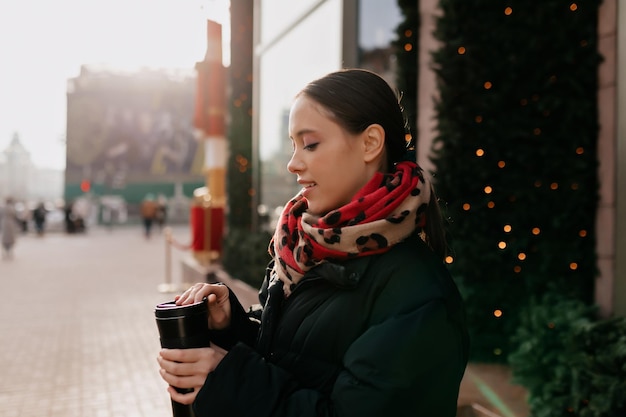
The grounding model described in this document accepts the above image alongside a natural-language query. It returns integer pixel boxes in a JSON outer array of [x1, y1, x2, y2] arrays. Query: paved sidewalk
[[0, 224, 528, 417], [0, 225, 232, 417]]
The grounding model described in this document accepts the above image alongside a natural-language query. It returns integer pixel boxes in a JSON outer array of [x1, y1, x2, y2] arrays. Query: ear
[[362, 124, 386, 163]]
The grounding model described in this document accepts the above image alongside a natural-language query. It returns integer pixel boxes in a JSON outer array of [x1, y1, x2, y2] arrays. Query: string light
[[463, 203, 471, 211], [487, 201, 495, 208], [475, 115, 483, 123], [494, 309, 503, 318], [550, 182, 559, 190], [576, 147, 584, 154], [504, 7, 512, 15], [513, 265, 522, 273], [503, 224, 512, 233], [498, 241, 507, 249], [533, 128, 542, 135], [404, 43, 413, 52], [484, 186, 493, 194], [518, 252, 526, 260], [236, 155, 249, 174], [579, 230, 587, 237], [445, 255, 454, 264], [570, 262, 578, 270], [484, 81, 493, 90], [532, 227, 541, 235], [570, 3, 578, 11], [498, 161, 506, 168], [457, 46, 466, 55], [476, 149, 485, 157], [571, 183, 579, 190]]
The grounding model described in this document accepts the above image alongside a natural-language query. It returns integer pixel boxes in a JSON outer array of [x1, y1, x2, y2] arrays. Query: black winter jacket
[[194, 233, 469, 417]]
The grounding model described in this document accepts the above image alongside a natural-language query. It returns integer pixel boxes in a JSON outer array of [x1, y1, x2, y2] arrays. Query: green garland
[[393, 0, 419, 139], [226, 0, 254, 231], [429, 0, 601, 362], [223, 0, 273, 287]]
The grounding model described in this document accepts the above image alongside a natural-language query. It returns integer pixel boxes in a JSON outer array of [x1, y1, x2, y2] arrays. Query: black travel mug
[[155, 299, 211, 417]]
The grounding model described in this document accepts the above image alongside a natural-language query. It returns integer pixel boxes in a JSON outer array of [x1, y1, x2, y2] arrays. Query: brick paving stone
[[0, 225, 202, 417]]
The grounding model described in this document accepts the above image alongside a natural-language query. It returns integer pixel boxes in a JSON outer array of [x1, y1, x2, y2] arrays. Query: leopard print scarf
[[269, 161, 431, 296]]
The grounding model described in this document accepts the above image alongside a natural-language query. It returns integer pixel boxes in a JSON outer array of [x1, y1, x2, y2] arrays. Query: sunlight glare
[[0, 0, 230, 170]]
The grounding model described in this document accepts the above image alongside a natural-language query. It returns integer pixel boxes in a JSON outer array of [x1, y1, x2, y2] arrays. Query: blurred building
[[64, 65, 205, 220], [0, 133, 63, 203]]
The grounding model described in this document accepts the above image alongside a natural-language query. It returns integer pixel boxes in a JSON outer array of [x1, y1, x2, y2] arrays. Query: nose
[[287, 150, 304, 174]]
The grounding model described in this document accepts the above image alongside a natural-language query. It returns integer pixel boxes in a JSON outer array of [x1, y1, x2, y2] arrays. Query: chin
[[306, 203, 327, 217]]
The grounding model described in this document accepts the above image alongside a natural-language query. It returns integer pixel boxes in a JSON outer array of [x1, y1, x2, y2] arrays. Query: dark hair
[[298, 69, 449, 260], [297, 68, 409, 170]]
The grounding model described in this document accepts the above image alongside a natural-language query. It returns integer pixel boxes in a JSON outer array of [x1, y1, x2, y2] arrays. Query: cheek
[[326, 162, 365, 202]]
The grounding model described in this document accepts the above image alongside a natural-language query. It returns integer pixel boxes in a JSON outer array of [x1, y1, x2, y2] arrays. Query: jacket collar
[[307, 256, 372, 290]]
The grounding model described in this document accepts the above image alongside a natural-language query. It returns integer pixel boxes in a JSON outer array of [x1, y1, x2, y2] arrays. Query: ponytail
[[422, 185, 448, 261]]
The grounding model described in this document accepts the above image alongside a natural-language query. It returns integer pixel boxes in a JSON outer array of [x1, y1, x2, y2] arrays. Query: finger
[[161, 368, 207, 393], [160, 348, 206, 367], [192, 283, 222, 303], [159, 348, 188, 363], [206, 285, 231, 328], [159, 355, 199, 377], [157, 355, 181, 376], [167, 385, 198, 405], [207, 294, 225, 323], [159, 349, 199, 363], [174, 289, 192, 305], [176, 283, 204, 305]]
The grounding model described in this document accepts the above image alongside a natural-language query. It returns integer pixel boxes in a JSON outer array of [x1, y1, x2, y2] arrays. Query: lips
[[297, 178, 317, 188], [301, 182, 317, 198]]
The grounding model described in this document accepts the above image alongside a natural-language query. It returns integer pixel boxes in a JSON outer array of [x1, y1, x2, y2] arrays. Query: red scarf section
[[270, 161, 430, 294]]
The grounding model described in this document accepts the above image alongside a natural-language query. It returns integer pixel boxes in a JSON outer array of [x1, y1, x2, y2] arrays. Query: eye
[[303, 142, 319, 151]]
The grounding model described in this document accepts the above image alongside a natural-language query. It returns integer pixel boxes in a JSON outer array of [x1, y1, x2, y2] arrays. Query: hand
[[157, 344, 227, 405], [175, 283, 231, 330]]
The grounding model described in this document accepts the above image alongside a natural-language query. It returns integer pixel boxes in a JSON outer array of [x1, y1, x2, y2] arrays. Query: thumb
[[206, 285, 231, 329]]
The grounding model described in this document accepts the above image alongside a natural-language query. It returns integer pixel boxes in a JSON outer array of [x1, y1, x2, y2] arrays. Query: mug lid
[[154, 298, 207, 318]]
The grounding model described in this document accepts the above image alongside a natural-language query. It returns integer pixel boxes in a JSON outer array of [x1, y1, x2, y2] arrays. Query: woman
[[1, 198, 19, 259], [157, 69, 469, 416]]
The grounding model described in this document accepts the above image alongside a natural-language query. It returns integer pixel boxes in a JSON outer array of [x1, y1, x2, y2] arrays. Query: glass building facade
[[254, 0, 403, 229]]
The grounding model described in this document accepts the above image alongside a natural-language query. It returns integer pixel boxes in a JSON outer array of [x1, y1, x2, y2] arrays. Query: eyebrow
[[290, 128, 317, 140]]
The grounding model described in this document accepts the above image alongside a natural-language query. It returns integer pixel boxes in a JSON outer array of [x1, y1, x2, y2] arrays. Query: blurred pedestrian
[[14, 201, 28, 233], [32, 202, 47, 236], [64, 201, 75, 234], [140, 194, 158, 239], [155, 195, 168, 231], [1, 197, 20, 260]]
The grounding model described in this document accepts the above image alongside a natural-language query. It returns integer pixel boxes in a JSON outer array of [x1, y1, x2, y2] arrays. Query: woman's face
[[287, 95, 374, 216]]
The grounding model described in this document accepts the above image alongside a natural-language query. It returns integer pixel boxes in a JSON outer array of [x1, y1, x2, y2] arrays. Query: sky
[[0, 0, 230, 170]]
